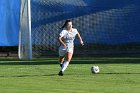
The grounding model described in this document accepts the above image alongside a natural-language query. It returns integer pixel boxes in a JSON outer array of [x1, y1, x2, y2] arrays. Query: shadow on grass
[[1, 72, 140, 78], [0, 74, 58, 78], [66, 72, 140, 75], [98, 72, 140, 74]]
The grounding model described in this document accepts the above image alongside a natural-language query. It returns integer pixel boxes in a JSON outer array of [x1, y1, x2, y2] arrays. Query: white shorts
[[59, 46, 74, 56]]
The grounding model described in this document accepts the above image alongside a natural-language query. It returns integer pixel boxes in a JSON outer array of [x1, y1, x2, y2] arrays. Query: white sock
[[61, 61, 69, 72]]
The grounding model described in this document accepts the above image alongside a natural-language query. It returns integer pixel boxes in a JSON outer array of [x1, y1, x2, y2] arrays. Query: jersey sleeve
[[59, 30, 66, 37], [74, 28, 78, 34]]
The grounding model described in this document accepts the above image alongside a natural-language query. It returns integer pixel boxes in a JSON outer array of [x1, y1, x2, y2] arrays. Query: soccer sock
[[61, 61, 69, 72]]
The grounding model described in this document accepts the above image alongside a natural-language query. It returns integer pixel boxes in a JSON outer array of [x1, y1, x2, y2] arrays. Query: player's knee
[[59, 56, 65, 62]]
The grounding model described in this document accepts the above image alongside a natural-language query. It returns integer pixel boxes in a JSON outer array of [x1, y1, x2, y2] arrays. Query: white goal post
[[18, 0, 32, 59]]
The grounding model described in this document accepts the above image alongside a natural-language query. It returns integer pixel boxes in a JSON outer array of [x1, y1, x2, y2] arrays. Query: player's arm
[[58, 36, 67, 48], [77, 31, 84, 46]]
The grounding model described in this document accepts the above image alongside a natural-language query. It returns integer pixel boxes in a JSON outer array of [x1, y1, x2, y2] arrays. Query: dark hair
[[61, 19, 72, 29]]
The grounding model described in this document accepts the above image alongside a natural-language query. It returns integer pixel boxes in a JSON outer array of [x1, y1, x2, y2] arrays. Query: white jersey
[[59, 28, 78, 48]]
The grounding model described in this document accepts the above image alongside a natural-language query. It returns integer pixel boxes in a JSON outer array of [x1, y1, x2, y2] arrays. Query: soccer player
[[58, 19, 84, 76]]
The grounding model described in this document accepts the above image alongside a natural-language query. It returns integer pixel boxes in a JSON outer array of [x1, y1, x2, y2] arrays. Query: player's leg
[[59, 56, 65, 67], [60, 52, 73, 72], [58, 52, 73, 76], [58, 46, 66, 67], [58, 47, 73, 76]]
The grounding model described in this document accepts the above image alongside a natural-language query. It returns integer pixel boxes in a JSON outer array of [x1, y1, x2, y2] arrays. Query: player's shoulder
[[72, 28, 78, 33], [60, 29, 67, 33]]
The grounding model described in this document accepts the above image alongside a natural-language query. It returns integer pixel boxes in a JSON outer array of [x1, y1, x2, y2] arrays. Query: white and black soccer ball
[[91, 66, 100, 74]]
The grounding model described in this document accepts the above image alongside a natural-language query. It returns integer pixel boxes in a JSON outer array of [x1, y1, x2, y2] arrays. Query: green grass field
[[0, 57, 140, 93]]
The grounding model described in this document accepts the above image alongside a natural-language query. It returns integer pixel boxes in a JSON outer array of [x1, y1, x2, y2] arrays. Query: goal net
[[19, 0, 140, 59]]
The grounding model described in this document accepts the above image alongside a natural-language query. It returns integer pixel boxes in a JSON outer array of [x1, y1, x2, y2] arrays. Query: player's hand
[[80, 40, 84, 46], [63, 44, 67, 48]]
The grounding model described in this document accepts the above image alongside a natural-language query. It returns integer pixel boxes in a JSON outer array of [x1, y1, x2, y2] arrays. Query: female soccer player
[[58, 19, 84, 76]]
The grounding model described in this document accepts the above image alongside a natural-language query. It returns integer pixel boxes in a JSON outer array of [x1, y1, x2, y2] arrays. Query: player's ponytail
[[61, 19, 72, 29]]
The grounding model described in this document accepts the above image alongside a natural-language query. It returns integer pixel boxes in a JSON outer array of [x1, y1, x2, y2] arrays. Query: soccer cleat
[[58, 71, 63, 76]]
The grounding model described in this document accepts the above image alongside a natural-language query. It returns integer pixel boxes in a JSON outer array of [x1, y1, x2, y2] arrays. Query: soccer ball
[[91, 66, 100, 74]]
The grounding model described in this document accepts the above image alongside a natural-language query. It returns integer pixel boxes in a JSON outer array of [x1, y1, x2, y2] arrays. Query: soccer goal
[[19, 0, 32, 59], [19, 0, 140, 59]]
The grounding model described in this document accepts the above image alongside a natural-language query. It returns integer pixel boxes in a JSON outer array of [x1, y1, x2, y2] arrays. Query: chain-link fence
[[31, 0, 140, 58]]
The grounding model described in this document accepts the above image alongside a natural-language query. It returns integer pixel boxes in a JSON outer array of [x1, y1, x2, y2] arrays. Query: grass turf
[[0, 58, 140, 93]]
